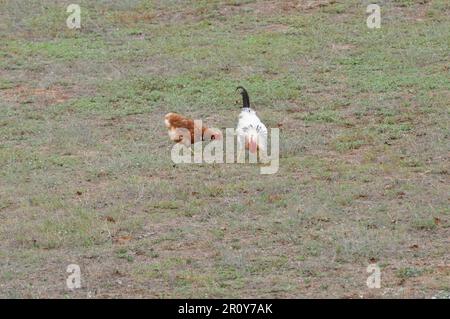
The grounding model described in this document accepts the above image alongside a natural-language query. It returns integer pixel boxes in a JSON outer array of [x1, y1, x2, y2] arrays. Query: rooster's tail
[[236, 86, 250, 109]]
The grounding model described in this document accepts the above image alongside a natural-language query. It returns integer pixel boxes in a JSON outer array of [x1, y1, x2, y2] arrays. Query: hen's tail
[[236, 86, 250, 109]]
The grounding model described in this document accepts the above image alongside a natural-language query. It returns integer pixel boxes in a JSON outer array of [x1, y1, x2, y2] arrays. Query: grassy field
[[0, 0, 449, 298]]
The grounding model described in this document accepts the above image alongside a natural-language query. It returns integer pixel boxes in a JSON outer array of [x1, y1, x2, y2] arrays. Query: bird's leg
[[237, 149, 243, 162], [236, 134, 245, 163], [237, 140, 245, 163], [182, 138, 194, 156]]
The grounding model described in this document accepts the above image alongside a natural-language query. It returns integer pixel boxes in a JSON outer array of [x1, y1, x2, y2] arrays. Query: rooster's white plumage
[[235, 86, 268, 161]]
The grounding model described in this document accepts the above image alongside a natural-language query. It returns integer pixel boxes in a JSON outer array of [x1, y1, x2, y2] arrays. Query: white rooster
[[235, 86, 268, 162]]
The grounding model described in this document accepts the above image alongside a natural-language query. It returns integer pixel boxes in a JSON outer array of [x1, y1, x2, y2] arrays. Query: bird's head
[[204, 128, 223, 141]]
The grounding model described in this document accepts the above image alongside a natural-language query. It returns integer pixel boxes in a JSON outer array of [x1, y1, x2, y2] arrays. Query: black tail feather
[[236, 86, 250, 109]]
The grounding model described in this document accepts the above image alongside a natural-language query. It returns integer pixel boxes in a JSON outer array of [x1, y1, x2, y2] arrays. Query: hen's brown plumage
[[164, 112, 221, 147]]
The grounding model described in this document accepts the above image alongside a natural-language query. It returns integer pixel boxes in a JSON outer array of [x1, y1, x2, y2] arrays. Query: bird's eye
[[211, 135, 215, 140]]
